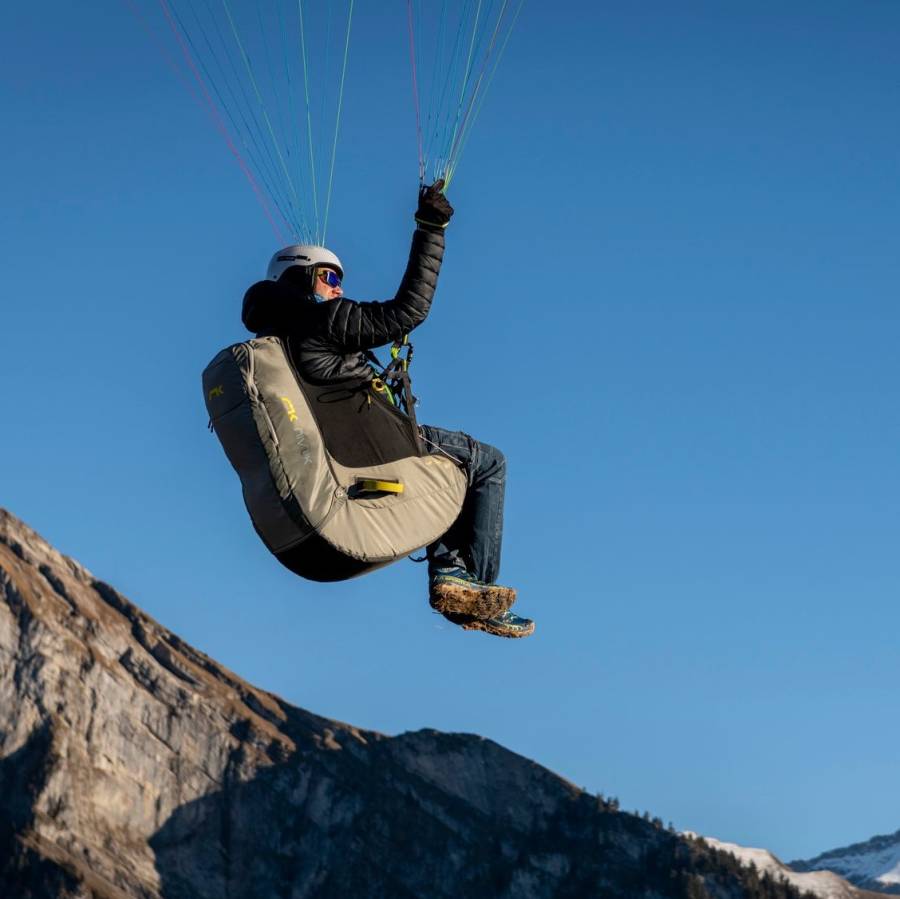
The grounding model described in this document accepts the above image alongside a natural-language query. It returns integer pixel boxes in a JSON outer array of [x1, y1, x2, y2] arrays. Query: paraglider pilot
[[240, 183, 534, 639]]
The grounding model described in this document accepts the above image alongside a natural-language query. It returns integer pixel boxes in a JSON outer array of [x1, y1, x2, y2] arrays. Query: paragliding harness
[[365, 335, 418, 431], [202, 332, 465, 582]]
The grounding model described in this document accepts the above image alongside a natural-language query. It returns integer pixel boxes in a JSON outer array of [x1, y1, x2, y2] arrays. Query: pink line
[[156, 0, 287, 242], [406, 0, 424, 183], [126, 0, 201, 105]]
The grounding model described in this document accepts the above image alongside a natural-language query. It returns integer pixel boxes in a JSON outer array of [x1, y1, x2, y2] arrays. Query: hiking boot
[[428, 567, 516, 620], [443, 608, 535, 640]]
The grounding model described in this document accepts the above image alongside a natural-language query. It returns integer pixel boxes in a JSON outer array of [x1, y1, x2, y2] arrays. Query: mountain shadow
[[0, 508, 823, 899], [149, 722, 825, 899]]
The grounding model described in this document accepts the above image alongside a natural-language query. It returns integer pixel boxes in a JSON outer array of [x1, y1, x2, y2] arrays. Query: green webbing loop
[[391, 333, 412, 372], [371, 378, 396, 406]]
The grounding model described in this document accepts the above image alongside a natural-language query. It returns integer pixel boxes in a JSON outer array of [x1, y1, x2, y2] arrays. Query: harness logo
[[279, 396, 298, 422], [208, 385, 224, 400], [278, 396, 312, 466]]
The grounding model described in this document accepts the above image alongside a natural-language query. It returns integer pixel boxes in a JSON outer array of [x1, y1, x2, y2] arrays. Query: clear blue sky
[[3, 1, 898, 862]]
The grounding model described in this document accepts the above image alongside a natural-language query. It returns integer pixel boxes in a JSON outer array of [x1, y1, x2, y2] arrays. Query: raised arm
[[318, 227, 443, 351], [317, 182, 454, 352]]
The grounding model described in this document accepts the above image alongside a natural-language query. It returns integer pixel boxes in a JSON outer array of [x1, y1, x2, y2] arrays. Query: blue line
[[173, 0, 297, 233], [278, 1, 310, 241], [448, 0, 526, 185], [192, 0, 298, 232]]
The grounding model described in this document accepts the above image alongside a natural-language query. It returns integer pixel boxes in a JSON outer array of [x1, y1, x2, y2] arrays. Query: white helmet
[[266, 244, 344, 282]]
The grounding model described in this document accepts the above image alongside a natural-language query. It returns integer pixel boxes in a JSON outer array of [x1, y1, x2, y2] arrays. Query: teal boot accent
[[444, 608, 535, 640]]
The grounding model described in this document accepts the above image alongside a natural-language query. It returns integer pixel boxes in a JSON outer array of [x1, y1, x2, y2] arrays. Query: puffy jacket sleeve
[[317, 225, 444, 351]]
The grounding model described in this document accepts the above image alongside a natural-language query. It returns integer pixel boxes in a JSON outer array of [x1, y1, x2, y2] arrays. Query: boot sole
[[429, 582, 516, 619], [444, 612, 535, 639]]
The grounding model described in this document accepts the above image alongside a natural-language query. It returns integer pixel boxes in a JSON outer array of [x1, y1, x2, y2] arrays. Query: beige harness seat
[[203, 337, 466, 581]]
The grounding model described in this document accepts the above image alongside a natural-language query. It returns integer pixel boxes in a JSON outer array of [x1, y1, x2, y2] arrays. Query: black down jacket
[[241, 226, 444, 383]]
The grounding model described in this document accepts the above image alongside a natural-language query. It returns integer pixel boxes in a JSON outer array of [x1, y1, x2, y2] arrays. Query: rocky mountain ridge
[[792, 831, 900, 895], [0, 507, 879, 898]]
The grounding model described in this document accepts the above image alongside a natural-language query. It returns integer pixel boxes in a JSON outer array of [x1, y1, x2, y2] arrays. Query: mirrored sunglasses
[[317, 269, 342, 288]]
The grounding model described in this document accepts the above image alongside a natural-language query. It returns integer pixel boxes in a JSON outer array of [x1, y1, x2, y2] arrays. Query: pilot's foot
[[428, 567, 516, 620]]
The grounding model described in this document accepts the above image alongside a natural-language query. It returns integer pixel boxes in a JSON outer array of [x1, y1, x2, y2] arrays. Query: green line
[[257, 4, 288, 174], [422, 0, 447, 174], [220, 0, 309, 238], [322, 0, 354, 244], [444, 0, 483, 168], [278, 1, 308, 238], [319, 1, 333, 230], [189, 0, 296, 233], [429, 0, 473, 181], [446, 0, 525, 188], [297, 0, 320, 242]]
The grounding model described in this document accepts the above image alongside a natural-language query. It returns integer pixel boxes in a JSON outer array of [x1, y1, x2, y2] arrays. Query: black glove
[[415, 179, 454, 229]]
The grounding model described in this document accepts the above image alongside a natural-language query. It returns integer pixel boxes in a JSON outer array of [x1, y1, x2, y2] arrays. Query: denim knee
[[478, 443, 506, 482]]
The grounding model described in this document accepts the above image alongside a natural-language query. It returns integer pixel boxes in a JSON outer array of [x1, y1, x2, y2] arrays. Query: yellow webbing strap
[[390, 334, 410, 371], [354, 478, 404, 496]]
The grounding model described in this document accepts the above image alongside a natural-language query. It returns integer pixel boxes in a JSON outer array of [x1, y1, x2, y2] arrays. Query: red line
[[156, 0, 287, 242], [125, 0, 201, 105]]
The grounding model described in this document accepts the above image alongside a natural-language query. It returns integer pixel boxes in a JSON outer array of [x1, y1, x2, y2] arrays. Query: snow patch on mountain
[[686, 833, 866, 899], [793, 830, 900, 894]]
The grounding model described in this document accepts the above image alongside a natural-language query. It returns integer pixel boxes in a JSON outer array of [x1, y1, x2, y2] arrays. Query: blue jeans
[[419, 425, 506, 584]]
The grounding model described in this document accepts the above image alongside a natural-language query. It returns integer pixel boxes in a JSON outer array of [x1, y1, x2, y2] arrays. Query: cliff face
[[0, 508, 853, 899]]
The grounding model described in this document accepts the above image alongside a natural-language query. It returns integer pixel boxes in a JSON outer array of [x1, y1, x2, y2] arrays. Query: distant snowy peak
[[792, 829, 900, 895], [685, 834, 874, 899]]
